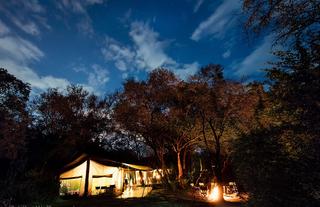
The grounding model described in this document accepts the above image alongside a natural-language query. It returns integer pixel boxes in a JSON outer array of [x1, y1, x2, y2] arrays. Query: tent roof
[[60, 153, 153, 173]]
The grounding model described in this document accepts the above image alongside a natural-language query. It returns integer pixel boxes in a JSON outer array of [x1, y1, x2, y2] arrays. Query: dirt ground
[[53, 189, 244, 207]]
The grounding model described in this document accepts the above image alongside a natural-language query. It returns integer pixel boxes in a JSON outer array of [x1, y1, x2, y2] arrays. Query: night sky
[[0, 0, 274, 95]]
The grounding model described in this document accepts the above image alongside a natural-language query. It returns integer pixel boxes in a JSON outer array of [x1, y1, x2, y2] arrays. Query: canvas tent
[[59, 154, 160, 197]]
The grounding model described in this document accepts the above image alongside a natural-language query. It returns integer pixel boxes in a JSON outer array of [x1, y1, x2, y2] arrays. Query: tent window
[[91, 175, 114, 195], [60, 176, 82, 196]]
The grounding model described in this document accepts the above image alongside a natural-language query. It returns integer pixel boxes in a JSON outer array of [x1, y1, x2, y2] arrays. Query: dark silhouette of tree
[[232, 2, 320, 206], [0, 68, 30, 160], [268, 40, 320, 129], [243, 0, 320, 44], [30, 85, 113, 168], [0, 68, 31, 202]]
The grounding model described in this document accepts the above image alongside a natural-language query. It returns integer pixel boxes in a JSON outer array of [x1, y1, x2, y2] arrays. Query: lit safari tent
[[59, 154, 162, 197]]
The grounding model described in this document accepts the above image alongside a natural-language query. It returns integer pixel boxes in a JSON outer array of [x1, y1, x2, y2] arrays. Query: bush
[[0, 168, 59, 205], [232, 127, 320, 207]]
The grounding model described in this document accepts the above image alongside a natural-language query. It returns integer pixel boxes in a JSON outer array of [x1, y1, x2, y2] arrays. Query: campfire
[[207, 182, 241, 202], [207, 185, 221, 201]]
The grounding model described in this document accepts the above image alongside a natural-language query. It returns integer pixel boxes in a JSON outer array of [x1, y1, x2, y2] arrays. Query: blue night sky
[[0, 0, 274, 95]]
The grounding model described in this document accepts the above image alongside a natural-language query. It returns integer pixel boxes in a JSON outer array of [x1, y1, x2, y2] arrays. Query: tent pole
[[84, 158, 90, 197]]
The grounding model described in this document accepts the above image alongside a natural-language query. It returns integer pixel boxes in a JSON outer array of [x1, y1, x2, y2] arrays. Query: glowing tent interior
[[59, 154, 160, 196]]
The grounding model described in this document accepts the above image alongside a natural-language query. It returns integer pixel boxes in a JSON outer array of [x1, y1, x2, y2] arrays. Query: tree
[[30, 85, 112, 170], [267, 40, 320, 129], [232, 1, 320, 205], [188, 64, 261, 202], [0, 68, 31, 202], [243, 0, 320, 44], [165, 83, 202, 180], [0, 68, 30, 160], [232, 126, 320, 207], [115, 69, 205, 185], [115, 69, 181, 181]]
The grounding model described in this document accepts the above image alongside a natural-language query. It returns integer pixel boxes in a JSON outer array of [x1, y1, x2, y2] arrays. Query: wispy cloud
[[0, 27, 71, 90], [193, 0, 204, 13], [191, 0, 241, 41], [102, 21, 176, 72], [102, 21, 199, 80], [222, 50, 231, 58], [174, 62, 200, 80], [87, 64, 110, 88], [0, 0, 49, 36], [56, 0, 103, 14], [0, 55, 71, 91], [0, 30, 107, 94], [233, 35, 275, 78], [118, 8, 132, 27], [56, 0, 105, 36], [101, 36, 135, 71], [129, 21, 177, 71], [21, 0, 46, 13], [0, 20, 10, 36], [77, 18, 95, 36], [72, 63, 110, 94], [11, 17, 41, 36], [0, 36, 44, 63]]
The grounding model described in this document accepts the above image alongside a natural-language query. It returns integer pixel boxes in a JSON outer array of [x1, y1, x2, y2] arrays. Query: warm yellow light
[[119, 187, 152, 198], [208, 186, 220, 202]]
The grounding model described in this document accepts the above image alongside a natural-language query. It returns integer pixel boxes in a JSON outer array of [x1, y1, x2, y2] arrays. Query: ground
[[53, 189, 244, 207]]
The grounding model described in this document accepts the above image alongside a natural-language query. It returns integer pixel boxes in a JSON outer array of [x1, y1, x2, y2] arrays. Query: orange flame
[[208, 186, 220, 201]]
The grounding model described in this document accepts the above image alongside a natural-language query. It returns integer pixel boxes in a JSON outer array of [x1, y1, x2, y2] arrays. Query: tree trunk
[[152, 145, 170, 186], [182, 148, 187, 173], [177, 151, 183, 179]]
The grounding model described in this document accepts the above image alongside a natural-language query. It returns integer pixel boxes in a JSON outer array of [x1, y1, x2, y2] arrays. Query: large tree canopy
[[115, 69, 183, 172], [30, 85, 113, 167]]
